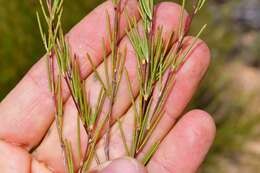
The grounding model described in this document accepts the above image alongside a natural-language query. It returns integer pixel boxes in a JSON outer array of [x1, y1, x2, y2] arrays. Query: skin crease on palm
[[0, 0, 216, 173]]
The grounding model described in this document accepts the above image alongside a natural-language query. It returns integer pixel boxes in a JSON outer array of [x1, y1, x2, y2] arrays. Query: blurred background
[[0, 0, 260, 172]]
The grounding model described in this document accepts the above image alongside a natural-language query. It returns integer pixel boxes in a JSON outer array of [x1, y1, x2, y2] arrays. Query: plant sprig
[[37, 0, 77, 172], [124, 0, 208, 164], [37, 0, 109, 172], [85, 0, 125, 161]]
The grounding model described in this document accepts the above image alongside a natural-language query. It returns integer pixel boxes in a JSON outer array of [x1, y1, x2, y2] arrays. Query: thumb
[[89, 157, 147, 173]]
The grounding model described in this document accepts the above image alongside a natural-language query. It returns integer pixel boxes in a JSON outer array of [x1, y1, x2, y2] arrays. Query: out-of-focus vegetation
[[1, 0, 260, 172], [189, 0, 260, 172]]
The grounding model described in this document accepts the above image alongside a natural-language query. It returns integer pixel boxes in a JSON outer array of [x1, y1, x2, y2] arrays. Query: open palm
[[0, 1, 215, 173]]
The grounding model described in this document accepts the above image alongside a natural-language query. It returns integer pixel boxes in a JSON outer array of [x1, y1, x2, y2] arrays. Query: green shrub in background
[[0, 0, 41, 99]]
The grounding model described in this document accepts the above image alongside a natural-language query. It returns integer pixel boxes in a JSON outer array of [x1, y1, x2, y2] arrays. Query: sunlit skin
[[0, 0, 215, 173]]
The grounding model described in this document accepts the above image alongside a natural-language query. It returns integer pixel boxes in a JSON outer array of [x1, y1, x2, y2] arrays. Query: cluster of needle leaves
[[36, 0, 207, 172], [125, 0, 207, 164], [37, 0, 76, 172]]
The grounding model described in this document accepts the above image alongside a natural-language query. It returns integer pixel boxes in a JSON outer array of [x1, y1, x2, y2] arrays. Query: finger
[[138, 37, 211, 157], [89, 157, 147, 173], [147, 110, 216, 173], [0, 140, 31, 173], [33, 2, 189, 172], [0, 0, 139, 150]]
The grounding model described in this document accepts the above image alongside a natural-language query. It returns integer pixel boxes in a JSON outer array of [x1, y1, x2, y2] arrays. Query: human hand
[[0, 1, 215, 173]]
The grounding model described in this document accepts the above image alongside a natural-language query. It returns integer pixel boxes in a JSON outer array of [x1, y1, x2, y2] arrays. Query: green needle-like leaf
[[64, 139, 75, 173], [117, 118, 130, 156], [142, 141, 160, 165]]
